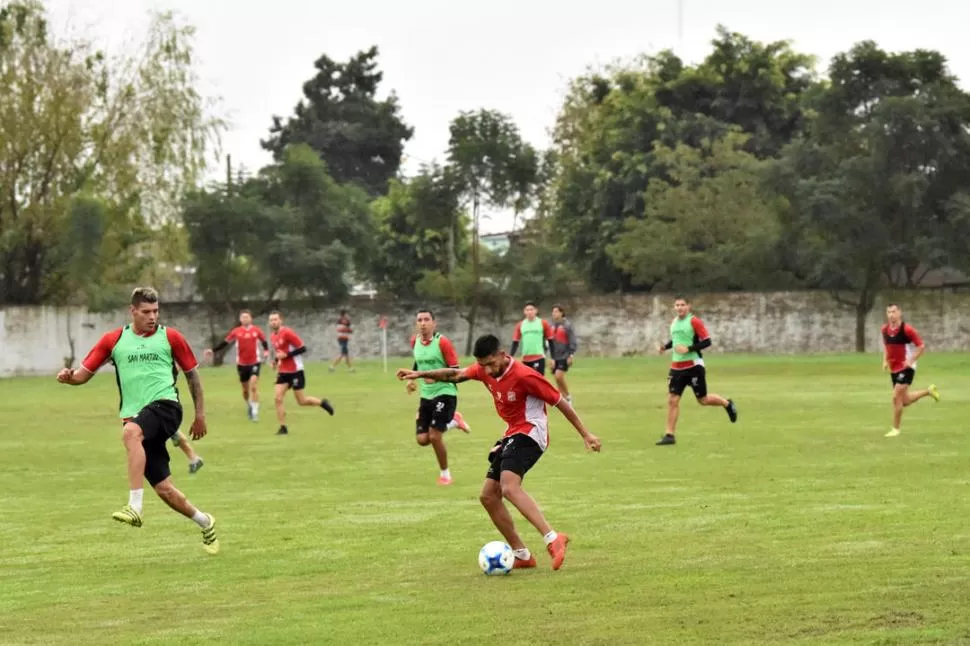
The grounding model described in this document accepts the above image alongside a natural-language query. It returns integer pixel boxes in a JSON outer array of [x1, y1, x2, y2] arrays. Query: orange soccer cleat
[[513, 555, 537, 569], [546, 533, 570, 571], [452, 411, 471, 433]]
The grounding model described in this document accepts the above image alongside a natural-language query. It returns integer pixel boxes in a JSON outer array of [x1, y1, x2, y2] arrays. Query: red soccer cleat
[[437, 474, 453, 486], [513, 555, 537, 569], [546, 533, 570, 571], [452, 411, 471, 433]]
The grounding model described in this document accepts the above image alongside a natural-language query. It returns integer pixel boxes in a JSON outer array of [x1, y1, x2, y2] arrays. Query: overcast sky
[[44, 0, 970, 233]]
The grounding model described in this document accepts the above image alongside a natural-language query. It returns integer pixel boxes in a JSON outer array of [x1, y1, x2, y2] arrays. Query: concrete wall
[[3, 290, 970, 377]]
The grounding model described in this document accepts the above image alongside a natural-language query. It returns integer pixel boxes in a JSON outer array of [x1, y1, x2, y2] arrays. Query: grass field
[[2, 353, 970, 645]]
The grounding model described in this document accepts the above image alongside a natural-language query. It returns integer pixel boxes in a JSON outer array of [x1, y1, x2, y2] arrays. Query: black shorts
[[524, 358, 546, 375], [276, 370, 306, 390], [891, 368, 915, 386], [668, 365, 708, 399], [553, 358, 570, 373], [338, 339, 349, 356], [128, 400, 183, 487], [486, 433, 544, 481], [237, 363, 261, 382], [416, 395, 457, 433]]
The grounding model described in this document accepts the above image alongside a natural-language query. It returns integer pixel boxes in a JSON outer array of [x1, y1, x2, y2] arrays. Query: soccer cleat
[[112, 505, 143, 528], [929, 384, 940, 402], [656, 434, 676, 446], [437, 474, 453, 486], [452, 411, 471, 433], [276, 426, 289, 435], [320, 399, 335, 416], [189, 458, 204, 474], [513, 555, 537, 569], [328, 366, 336, 373], [546, 533, 570, 570], [726, 399, 738, 423], [201, 514, 219, 555], [885, 428, 901, 437]]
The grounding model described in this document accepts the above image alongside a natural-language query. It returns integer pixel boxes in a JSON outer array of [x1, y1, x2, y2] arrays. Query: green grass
[[2, 354, 970, 645]]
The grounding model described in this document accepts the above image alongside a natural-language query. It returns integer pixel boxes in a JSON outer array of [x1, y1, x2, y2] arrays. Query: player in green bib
[[405, 309, 470, 485], [510, 301, 555, 375], [655, 296, 738, 446], [57, 287, 220, 554]]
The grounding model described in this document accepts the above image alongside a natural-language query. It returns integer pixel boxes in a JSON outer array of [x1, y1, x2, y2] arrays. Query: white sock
[[446, 420, 458, 429], [543, 531, 558, 545], [191, 510, 211, 529], [252, 402, 260, 414], [440, 468, 451, 478], [513, 548, 531, 560], [128, 489, 144, 513]]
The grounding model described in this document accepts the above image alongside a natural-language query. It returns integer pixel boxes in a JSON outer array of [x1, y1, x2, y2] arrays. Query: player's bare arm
[[906, 343, 925, 368], [56, 366, 95, 386], [555, 399, 601, 452], [657, 340, 672, 354], [396, 367, 471, 383], [184, 368, 208, 440]]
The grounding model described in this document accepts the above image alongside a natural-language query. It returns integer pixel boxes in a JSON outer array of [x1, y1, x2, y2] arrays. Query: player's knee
[[153, 479, 176, 498], [416, 433, 431, 446], [274, 392, 285, 405], [667, 393, 681, 405], [428, 429, 443, 442], [122, 422, 143, 443], [480, 487, 501, 508], [499, 480, 521, 500]]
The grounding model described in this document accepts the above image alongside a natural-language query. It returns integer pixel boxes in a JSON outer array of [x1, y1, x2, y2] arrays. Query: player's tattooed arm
[[396, 367, 470, 383], [184, 368, 206, 418]]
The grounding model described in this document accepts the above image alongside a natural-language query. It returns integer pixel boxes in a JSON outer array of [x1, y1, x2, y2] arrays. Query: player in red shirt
[[268, 310, 335, 435], [204, 310, 270, 422], [397, 334, 601, 571], [509, 302, 555, 375], [881, 303, 940, 437]]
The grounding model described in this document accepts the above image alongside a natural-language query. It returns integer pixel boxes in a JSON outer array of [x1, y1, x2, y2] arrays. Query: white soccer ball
[[478, 540, 514, 576]]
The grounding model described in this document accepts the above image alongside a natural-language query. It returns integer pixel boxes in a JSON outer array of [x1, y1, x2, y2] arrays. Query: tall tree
[[772, 42, 970, 351], [608, 132, 788, 291], [445, 109, 535, 352], [0, 1, 223, 305], [369, 164, 466, 298], [261, 46, 413, 196]]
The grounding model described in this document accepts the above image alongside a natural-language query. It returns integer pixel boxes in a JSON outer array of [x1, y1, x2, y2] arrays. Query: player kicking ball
[[397, 334, 601, 571], [881, 303, 940, 437]]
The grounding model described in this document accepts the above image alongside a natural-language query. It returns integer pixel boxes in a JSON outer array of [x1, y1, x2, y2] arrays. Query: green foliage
[[261, 46, 413, 197], [0, 1, 223, 305], [608, 132, 789, 292]]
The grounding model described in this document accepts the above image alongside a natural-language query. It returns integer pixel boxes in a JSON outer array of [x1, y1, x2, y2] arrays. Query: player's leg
[[447, 410, 471, 433], [274, 379, 290, 434], [496, 436, 569, 570], [901, 370, 939, 408], [248, 369, 261, 421], [553, 361, 571, 402], [236, 366, 252, 417], [290, 372, 335, 415], [480, 442, 534, 568], [693, 368, 738, 423], [428, 396, 457, 484], [171, 431, 204, 473], [659, 372, 685, 445], [116, 420, 148, 524]]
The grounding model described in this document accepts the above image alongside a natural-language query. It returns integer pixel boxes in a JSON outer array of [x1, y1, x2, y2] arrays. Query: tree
[[772, 42, 970, 351], [0, 1, 223, 305], [608, 132, 788, 292], [261, 46, 413, 197], [368, 164, 467, 298], [445, 109, 536, 352]]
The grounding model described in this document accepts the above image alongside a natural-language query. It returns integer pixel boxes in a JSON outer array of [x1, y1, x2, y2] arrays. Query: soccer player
[[329, 310, 356, 373], [203, 309, 269, 421], [404, 309, 471, 485], [881, 303, 940, 437], [268, 310, 335, 435], [509, 301, 555, 375], [396, 334, 601, 571], [55, 287, 219, 554], [549, 305, 577, 403], [655, 296, 738, 445]]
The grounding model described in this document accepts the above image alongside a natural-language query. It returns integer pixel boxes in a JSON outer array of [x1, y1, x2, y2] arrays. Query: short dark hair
[[239, 309, 252, 316], [340, 309, 347, 316], [886, 303, 899, 309], [524, 301, 537, 309], [673, 295, 690, 303], [269, 310, 282, 318], [416, 308, 435, 320], [552, 304, 565, 316], [130, 287, 159, 306], [473, 334, 501, 358]]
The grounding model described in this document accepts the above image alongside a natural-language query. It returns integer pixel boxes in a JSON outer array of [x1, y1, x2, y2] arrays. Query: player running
[[329, 309, 356, 373], [509, 301, 555, 375], [203, 309, 270, 421], [268, 310, 335, 435], [881, 303, 940, 437], [405, 309, 471, 485], [655, 296, 738, 445], [549, 305, 577, 404], [55, 287, 219, 554], [171, 431, 204, 474], [397, 334, 601, 571]]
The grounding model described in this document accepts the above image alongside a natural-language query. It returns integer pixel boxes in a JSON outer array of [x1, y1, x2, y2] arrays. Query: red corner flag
[[378, 315, 388, 330]]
